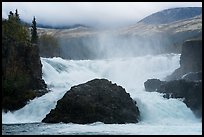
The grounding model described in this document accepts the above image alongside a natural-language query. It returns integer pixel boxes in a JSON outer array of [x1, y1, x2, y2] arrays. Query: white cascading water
[[2, 54, 200, 125]]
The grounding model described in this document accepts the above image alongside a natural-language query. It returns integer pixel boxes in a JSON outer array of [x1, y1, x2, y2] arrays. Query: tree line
[[3, 9, 61, 58], [5, 9, 38, 45]]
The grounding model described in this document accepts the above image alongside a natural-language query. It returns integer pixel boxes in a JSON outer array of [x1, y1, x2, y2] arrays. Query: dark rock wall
[[180, 39, 202, 72], [2, 19, 48, 112], [165, 39, 202, 81]]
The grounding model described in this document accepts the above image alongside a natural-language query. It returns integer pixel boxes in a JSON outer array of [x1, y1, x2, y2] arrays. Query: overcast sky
[[2, 2, 202, 28]]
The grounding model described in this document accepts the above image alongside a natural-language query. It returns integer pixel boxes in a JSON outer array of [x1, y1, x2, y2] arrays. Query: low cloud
[[2, 2, 202, 28]]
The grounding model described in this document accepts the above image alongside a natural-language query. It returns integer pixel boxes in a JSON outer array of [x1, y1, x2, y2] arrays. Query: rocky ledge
[[144, 39, 202, 119], [144, 78, 202, 118], [165, 39, 202, 81], [42, 79, 140, 124]]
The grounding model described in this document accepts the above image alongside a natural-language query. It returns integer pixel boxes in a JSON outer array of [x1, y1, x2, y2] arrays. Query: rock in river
[[42, 79, 140, 124]]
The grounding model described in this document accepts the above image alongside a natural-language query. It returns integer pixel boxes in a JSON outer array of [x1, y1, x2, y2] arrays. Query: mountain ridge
[[37, 7, 202, 59], [138, 7, 202, 25]]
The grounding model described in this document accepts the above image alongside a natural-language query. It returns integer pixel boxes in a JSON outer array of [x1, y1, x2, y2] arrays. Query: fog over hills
[[37, 7, 202, 60]]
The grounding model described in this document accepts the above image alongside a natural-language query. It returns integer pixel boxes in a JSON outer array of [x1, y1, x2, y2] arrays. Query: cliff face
[[2, 19, 48, 112], [165, 39, 202, 81], [180, 39, 202, 72]]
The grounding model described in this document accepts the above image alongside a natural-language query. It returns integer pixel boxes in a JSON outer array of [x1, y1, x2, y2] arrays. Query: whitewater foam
[[2, 54, 200, 125]]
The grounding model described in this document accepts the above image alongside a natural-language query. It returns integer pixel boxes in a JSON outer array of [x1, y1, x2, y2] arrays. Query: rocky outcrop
[[144, 79, 202, 118], [180, 39, 202, 72], [158, 80, 202, 118], [165, 39, 202, 81], [42, 79, 140, 124], [2, 17, 48, 112], [144, 38, 202, 119], [144, 79, 166, 92]]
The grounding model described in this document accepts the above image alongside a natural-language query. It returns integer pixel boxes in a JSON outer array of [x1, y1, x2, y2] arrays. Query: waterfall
[[2, 54, 199, 124]]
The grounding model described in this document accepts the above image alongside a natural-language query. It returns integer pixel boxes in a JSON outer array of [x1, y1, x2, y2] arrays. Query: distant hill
[[37, 23, 90, 29], [138, 7, 202, 24], [118, 14, 202, 54], [20, 19, 90, 29], [37, 7, 202, 59]]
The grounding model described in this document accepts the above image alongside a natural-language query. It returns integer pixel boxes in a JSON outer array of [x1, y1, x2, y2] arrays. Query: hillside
[[117, 14, 202, 53], [37, 7, 202, 59], [138, 7, 202, 24]]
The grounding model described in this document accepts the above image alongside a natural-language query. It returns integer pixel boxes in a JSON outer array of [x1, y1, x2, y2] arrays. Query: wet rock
[[144, 79, 202, 118], [165, 39, 202, 81], [144, 79, 165, 92], [42, 79, 140, 124]]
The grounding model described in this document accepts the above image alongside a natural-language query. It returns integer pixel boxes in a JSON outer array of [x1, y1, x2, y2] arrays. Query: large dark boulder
[[165, 39, 202, 81], [144, 79, 202, 118], [42, 79, 140, 124]]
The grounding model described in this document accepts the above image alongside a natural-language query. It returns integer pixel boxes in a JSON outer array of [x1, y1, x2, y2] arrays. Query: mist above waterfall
[[46, 13, 201, 60], [57, 30, 171, 60]]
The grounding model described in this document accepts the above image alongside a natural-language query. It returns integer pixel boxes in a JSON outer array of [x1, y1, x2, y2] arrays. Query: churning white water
[[2, 54, 202, 135]]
